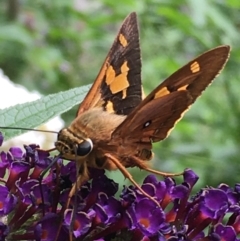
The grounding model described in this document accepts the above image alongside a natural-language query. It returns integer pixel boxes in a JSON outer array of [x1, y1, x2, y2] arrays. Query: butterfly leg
[[69, 161, 89, 241], [131, 155, 184, 177], [144, 167, 183, 177], [39, 154, 60, 216], [55, 161, 88, 241], [36, 147, 56, 152], [104, 153, 160, 207]]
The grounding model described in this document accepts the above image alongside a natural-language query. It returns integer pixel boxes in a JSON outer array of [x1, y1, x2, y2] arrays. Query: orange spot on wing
[[105, 101, 114, 113], [108, 61, 130, 94], [177, 84, 188, 91], [191, 61, 200, 73], [154, 87, 170, 99], [106, 65, 116, 85], [119, 34, 128, 47], [122, 88, 127, 99]]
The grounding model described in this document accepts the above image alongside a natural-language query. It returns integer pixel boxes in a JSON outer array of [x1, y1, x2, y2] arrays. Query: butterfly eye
[[76, 139, 93, 157]]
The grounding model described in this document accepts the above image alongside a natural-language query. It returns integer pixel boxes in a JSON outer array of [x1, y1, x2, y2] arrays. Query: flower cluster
[[0, 132, 240, 241]]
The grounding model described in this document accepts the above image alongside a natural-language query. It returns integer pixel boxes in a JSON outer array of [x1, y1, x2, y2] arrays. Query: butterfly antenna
[[0, 126, 58, 134]]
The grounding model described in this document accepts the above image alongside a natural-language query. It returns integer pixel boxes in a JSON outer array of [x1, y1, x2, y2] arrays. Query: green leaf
[[0, 24, 33, 46], [0, 84, 91, 140]]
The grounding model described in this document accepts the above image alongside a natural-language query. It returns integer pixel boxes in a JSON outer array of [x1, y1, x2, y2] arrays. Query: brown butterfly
[[54, 12, 230, 210], [0, 12, 230, 241]]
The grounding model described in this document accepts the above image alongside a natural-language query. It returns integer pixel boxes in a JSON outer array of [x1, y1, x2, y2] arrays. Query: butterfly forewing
[[112, 45, 230, 143], [77, 12, 142, 116]]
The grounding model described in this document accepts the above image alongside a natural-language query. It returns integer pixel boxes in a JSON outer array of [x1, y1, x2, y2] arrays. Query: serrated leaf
[[0, 84, 91, 140]]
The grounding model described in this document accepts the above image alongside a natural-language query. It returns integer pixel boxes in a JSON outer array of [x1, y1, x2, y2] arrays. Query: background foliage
[[0, 0, 240, 190]]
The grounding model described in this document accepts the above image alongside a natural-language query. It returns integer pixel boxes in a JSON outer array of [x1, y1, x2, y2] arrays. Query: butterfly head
[[55, 128, 93, 160]]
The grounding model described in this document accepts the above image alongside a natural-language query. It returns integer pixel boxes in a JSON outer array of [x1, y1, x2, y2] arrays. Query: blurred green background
[[0, 0, 240, 191]]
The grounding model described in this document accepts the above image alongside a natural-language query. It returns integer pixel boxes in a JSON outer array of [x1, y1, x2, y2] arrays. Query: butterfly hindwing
[[77, 12, 142, 116], [112, 45, 230, 143]]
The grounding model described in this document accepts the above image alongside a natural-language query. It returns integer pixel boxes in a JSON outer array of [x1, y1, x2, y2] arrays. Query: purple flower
[[1, 132, 240, 241], [0, 222, 8, 240], [212, 223, 236, 241], [93, 193, 122, 224], [64, 210, 92, 238], [0, 133, 3, 147], [0, 185, 17, 215], [34, 213, 69, 241], [130, 199, 166, 236]]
